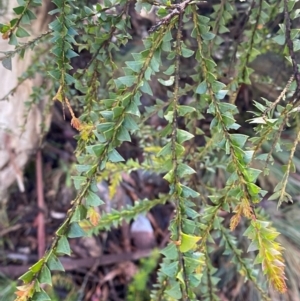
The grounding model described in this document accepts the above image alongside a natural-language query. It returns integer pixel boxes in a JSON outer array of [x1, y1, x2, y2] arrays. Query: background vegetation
[[1, 0, 300, 300]]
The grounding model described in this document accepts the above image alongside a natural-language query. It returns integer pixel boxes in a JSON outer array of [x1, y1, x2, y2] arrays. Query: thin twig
[[149, 0, 196, 33], [241, 0, 263, 82], [0, 30, 52, 61], [36, 149, 46, 259], [263, 74, 294, 118]]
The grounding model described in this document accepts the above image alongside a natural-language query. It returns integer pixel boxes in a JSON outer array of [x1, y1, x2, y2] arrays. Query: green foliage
[[2, 0, 300, 300], [127, 250, 160, 301], [0, 275, 16, 301]]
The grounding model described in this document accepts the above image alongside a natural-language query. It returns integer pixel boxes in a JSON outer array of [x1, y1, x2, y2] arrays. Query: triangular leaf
[[56, 236, 71, 256], [68, 223, 85, 238], [39, 265, 52, 286]]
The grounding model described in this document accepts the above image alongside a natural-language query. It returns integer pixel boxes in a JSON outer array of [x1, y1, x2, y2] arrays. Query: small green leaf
[[126, 101, 140, 116], [212, 81, 226, 92], [2, 57, 12, 71], [0, 23, 10, 34], [66, 49, 79, 59], [9, 33, 18, 46], [180, 185, 199, 198], [185, 207, 199, 219], [83, 5, 94, 14], [201, 32, 215, 40], [30, 259, 44, 273], [68, 223, 85, 238], [164, 64, 175, 75], [219, 24, 229, 33], [161, 261, 178, 278], [97, 122, 114, 133], [216, 90, 228, 99], [160, 243, 178, 260], [184, 255, 204, 274], [182, 219, 196, 233], [19, 270, 34, 283], [157, 142, 172, 158], [247, 240, 259, 252], [195, 80, 207, 94], [177, 129, 194, 144], [244, 168, 261, 182], [123, 114, 139, 131], [222, 114, 236, 127], [177, 163, 196, 176], [272, 34, 285, 45], [72, 176, 87, 189], [113, 106, 123, 119], [181, 47, 194, 58], [293, 39, 300, 52], [163, 169, 174, 182], [16, 27, 30, 38], [26, 9, 37, 21], [116, 75, 136, 87], [165, 281, 182, 299], [39, 265, 52, 286], [125, 60, 143, 72], [230, 134, 249, 148], [21, 12, 31, 24], [179, 232, 201, 252], [91, 144, 105, 156], [140, 80, 153, 96], [56, 236, 71, 256], [75, 164, 92, 173], [117, 126, 131, 142], [32, 289, 51, 301], [86, 190, 104, 206], [65, 73, 75, 85], [176, 269, 184, 284], [108, 149, 125, 162], [13, 6, 25, 14], [247, 183, 261, 196], [48, 69, 60, 80], [178, 105, 195, 116], [157, 7, 168, 17], [282, 162, 296, 173], [175, 143, 185, 156], [150, 55, 160, 72], [268, 191, 281, 201], [158, 76, 174, 86], [47, 254, 65, 271], [70, 205, 87, 222]]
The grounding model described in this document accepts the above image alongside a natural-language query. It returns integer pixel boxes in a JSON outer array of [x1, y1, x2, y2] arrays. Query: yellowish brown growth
[[88, 207, 101, 226], [71, 117, 82, 131], [15, 282, 34, 301], [230, 213, 241, 231]]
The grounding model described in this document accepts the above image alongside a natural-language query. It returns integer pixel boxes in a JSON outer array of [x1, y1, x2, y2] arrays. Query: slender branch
[[77, 3, 129, 79], [36, 150, 46, 259], [263, 75, 294, 118], [171, 9, 190, 301], [0, 30, 51, 61], [149, 0, 195, 33], [241, 0, 263, 82], [278, 123, 300, 206]]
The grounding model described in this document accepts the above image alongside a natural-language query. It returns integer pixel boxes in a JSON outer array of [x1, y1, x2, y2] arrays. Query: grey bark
[[0, 1, 51, 222]]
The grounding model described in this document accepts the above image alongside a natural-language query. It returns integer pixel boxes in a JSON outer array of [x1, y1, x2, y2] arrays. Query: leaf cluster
[[2, 0, 300, 300]]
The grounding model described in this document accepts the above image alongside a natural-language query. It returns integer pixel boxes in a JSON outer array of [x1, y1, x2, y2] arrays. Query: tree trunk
[[0, 1, 51, 223]]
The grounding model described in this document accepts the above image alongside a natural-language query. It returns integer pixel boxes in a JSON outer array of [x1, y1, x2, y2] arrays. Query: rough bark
[[0, 1, 51, 218]]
